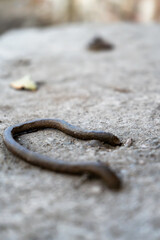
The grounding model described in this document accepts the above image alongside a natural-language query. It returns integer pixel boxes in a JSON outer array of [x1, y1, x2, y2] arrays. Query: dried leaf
[[10, 75, 37, 91]]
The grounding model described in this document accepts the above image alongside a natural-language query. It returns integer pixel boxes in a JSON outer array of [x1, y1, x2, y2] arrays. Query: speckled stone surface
[[0, 23, 160, 240]]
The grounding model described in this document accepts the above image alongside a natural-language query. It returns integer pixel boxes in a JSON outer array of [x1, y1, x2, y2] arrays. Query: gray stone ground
[[0, 23, 160, 240]]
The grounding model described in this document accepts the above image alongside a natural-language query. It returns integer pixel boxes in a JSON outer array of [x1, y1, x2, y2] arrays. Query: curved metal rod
[[3, 119, 122, 190]]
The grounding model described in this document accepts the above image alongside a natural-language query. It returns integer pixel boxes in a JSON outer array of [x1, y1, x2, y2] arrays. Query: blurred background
[[0, 0, 160, 34]]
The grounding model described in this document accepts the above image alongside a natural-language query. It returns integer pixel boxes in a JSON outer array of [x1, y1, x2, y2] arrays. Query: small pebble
[[87, 36, 114, 51], [124, 138, 133, 147]]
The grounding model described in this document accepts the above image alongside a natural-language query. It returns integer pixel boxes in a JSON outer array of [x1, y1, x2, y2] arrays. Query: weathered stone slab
[[0, 24, 160, 240]]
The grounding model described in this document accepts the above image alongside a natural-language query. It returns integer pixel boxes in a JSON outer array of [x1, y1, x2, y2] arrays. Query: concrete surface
[[0, 23, 160, 240]]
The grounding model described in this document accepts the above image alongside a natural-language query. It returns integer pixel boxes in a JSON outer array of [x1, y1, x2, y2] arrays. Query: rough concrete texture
[[0, 23, 160, 240]]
